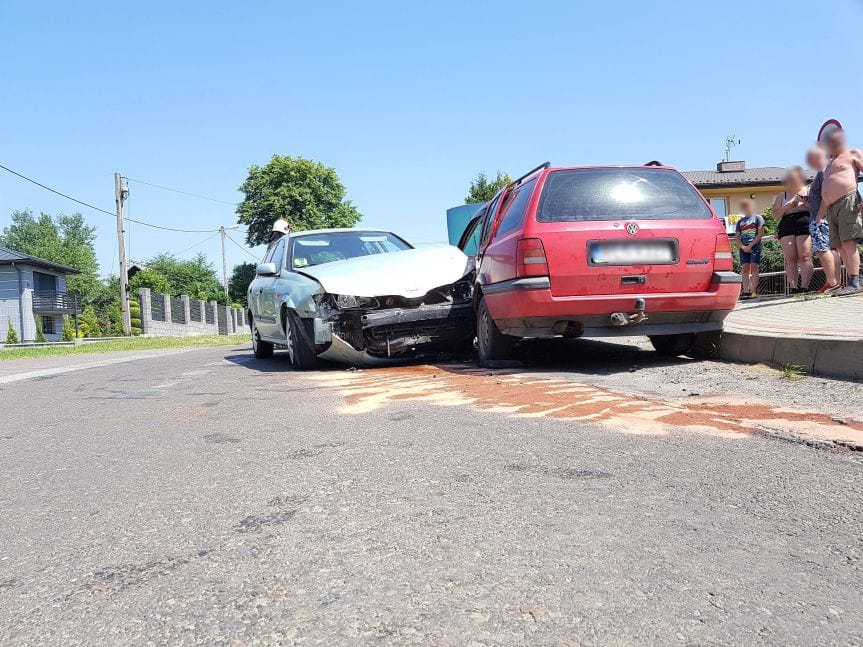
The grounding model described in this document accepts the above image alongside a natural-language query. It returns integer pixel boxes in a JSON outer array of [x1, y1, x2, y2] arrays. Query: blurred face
[[784, 169, 804, 189], [826, 130, 846, 156], [806, 148, 826, 170], [740, 201, 754, 215]]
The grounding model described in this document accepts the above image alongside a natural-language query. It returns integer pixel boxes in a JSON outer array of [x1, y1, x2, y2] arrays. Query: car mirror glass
[[256, 262, 277, 276]]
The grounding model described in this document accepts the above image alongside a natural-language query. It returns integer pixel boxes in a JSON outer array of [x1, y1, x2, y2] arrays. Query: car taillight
[[517, 238, 549, 277], [714, 233, 733, 271]]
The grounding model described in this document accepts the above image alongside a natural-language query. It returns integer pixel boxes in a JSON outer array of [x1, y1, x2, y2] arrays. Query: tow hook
[[610, 298, 647, 326]]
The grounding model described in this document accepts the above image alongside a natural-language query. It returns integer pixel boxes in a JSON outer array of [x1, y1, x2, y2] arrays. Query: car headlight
[[333, 294, 379, 310]]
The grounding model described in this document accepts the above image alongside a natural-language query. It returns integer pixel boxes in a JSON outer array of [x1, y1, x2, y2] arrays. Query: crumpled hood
[[297, 245, 472, 298]]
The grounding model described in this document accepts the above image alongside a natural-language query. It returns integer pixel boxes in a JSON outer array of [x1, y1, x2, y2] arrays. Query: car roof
[[288, 228, 396, 238], [545, 164, 678, 172]]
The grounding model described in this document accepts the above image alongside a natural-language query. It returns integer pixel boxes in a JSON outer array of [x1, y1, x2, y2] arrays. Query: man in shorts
[[819, 130, 863, 295], [805, 146, 840, 292], [734, 199, 764, 299]]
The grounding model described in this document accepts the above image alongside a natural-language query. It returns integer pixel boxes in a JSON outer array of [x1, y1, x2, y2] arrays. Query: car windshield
[[290, 231, 412, 268], [537, 168, 712, 222]]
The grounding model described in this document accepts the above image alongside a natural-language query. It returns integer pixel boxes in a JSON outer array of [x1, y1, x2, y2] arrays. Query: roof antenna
[[725, 134, 741, 162]]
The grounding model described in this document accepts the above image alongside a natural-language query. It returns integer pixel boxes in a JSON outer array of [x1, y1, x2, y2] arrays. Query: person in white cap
[[269, 218, 290, 244]]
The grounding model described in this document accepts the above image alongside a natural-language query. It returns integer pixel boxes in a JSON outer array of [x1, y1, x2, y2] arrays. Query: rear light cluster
[[714, 233, 733, 271], [517, 238, 549, 277]]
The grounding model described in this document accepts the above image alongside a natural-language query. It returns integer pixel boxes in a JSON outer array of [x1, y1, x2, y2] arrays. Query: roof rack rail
[[511, 161, 551, 187], [644, 160, 663, 166]]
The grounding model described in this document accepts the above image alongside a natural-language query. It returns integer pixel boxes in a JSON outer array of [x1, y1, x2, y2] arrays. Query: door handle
[[621, 275, 646, 285]]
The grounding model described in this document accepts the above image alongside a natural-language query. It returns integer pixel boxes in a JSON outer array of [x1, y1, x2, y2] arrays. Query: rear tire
[[285, 308, 319, 370], [477, 297, 515, 366], [649, 333, 694, 357], [251, 319, 274, 359]]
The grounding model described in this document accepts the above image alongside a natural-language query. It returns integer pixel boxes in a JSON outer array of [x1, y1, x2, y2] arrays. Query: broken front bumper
[[314, 301, 475, 364]]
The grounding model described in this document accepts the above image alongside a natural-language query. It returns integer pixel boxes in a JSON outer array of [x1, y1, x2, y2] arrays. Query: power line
[[0, 163, 221, 233], [224, 231, 261, 261], [125, 176, 238, 206], [174, 231, 220, 257]]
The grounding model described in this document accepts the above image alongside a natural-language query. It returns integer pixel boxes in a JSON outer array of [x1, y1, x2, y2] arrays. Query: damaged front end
[[312, 277, 475, 366]]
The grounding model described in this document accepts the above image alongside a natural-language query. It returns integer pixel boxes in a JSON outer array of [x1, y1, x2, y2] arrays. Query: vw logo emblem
[[625, 222, 639, 235]]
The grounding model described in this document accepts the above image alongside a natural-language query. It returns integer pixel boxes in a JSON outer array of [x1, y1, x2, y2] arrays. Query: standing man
[[735, 199, 764, 299], [820, 130, 863, 295], [805, 147, 840, 292]]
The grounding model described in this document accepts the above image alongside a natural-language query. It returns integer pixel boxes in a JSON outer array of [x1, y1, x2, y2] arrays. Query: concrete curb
[[719, 329, 862, 381]]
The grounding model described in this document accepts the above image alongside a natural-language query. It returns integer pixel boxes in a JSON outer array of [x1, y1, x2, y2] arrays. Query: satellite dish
[[817, 119, 843, 146]]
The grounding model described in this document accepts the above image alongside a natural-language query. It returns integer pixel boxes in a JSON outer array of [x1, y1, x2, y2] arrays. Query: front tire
[[649, 333, 694, 357], [251, 319, 274, 359], [477, 297, 514, 366], [284, 308, 319, 370]]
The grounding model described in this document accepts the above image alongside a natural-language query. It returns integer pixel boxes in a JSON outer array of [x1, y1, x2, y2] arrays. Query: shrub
[[6, 320, 19, 344], [129, 299, 142, 335], [80, 306, 100, 338], [62, 316, 76, 341], [35, 318, 46, 343]]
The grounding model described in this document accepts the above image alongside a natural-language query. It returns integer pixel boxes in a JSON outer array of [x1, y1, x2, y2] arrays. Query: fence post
[[139, 288, 152, 335], [198, 299, 206, 323], [209, 300, 218, 333], [181, 295, 191, 331], [163, 293, 172, 324]]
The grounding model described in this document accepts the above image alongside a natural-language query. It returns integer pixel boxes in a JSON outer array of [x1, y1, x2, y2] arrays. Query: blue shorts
[[739, 242, 762, 265], [809, 218, 830, 254]]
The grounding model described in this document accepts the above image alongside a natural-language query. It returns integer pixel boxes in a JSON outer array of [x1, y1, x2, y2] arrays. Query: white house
[[0, 246, 78, 342]]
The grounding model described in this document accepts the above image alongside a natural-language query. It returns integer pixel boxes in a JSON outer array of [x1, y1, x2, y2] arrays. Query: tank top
[[780, 189, 809, 216]]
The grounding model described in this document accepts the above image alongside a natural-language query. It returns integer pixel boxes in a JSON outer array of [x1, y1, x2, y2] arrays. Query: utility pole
[[219, 226, 229, 298], [114, 172, 131, 335]]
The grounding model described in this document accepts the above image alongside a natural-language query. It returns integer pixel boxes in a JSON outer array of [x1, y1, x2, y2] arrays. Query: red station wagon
[[457, 162, 741, 364]]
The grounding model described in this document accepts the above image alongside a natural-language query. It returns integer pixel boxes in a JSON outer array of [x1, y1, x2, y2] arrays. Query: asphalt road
[[1, 339, 862, 646]]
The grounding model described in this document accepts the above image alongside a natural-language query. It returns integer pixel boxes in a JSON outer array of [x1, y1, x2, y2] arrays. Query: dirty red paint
[[310, 364, 863, 444]]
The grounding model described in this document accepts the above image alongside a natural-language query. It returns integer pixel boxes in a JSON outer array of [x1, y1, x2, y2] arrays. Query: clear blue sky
[[2, 0, 861, 278]]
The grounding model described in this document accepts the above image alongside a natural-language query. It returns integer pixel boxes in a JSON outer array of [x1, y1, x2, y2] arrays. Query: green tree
[[61, 316, 75, 341], [79, 305, 100, 338], [237, 155, 363, 246], [34, 318, 46, 343], [129, 269, 171, 295], [6, 320, 19, 344], [0, 210, 100, 303], [144, 253, 223, 300], [228, 262, 256, 306], [465, 171, 511, 204]]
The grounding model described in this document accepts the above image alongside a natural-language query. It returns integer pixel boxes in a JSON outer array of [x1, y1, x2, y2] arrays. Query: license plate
[[589, 240, 677, 266]]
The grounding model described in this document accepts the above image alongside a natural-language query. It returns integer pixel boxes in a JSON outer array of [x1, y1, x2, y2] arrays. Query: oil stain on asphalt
[[308, 364, 863, 446]]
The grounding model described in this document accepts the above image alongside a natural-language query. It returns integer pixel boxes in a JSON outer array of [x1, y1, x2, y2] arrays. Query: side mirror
[[256, 262, 277, 276]]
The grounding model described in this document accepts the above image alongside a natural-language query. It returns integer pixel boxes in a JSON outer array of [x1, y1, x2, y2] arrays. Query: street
[[1, 340, 862, 645]]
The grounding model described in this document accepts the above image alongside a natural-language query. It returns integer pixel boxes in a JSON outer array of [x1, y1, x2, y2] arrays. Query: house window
[[41, 315, 56, 335]]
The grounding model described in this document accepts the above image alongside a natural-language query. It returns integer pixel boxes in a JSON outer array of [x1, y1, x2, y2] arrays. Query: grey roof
[[0, 246, 79, 274], [683, 166, 816, 188]]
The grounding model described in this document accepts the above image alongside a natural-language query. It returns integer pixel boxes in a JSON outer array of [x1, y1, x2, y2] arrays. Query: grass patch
[[0, 334, 249, 361], [780, 363, 808, 381]]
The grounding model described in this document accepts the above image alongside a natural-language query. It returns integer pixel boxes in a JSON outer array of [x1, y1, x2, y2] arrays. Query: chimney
[[716, 160, 745, 173]]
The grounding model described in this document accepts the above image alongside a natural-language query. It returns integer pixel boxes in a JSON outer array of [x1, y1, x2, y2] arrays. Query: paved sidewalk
[[721, 293, 863, 380]]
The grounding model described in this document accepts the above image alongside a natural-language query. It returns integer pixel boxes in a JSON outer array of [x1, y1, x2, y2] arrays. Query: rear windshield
[[537, 168, 712, 222]]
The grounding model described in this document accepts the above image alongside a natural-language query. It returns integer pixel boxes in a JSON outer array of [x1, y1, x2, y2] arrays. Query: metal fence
[[756, 267, 858, 296], [190, 300, 202, 322], [205, 305, 215, 325], [170, 297, 185, 324], [151, 295, 165, 321]]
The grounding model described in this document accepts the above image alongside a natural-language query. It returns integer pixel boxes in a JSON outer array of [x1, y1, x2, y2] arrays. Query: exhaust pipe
[[610, 298, 647, 326]]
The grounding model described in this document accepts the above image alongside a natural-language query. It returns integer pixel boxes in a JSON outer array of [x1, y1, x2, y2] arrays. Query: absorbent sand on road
[[1, 340, 861, 646]]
